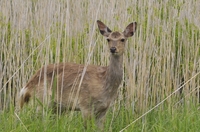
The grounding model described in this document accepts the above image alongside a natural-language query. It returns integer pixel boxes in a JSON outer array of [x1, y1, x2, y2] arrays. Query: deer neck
[[104, 54, 123, 94]]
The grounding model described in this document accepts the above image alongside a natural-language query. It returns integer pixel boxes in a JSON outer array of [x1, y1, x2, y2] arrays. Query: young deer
[[17, 20, 137, 129]]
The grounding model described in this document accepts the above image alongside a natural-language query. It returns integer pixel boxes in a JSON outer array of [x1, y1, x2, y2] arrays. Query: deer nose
[[110, 47, 116, 53]]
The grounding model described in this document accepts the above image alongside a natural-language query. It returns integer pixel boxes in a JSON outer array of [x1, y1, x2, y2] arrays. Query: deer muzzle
[[110, 47, 116, 53]]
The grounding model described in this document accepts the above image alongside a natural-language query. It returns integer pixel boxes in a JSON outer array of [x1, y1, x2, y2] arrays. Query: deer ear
[[123, 22, 137, 37], [97, 20, 112, 37]]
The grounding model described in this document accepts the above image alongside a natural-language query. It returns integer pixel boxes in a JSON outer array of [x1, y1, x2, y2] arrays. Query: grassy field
[[0, 101, 200, 132], [0, 0, 200, 131]]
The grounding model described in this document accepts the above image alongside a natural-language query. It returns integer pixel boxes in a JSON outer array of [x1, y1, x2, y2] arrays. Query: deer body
[[18, 20, 137, 129]]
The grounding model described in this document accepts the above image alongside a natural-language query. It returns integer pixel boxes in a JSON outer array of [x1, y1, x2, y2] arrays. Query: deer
[[17, 20, 137, 129]]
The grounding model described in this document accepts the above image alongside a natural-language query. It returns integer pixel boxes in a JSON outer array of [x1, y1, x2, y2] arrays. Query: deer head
[[97, 20, 137, 56]]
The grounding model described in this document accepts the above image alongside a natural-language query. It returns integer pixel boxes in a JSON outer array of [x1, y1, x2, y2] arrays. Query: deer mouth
[[111, 51, 118, 54], [111, 52, 118, 54], [110, 50, 119, 54]]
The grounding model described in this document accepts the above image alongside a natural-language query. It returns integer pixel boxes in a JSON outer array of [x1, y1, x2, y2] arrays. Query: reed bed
[[0, 0, 200, 131]]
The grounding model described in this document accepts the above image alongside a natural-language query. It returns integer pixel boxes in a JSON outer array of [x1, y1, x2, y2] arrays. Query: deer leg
[[95, 109, 107, 130], [80, 107, 93, 128], [34, 85, 52, 113]]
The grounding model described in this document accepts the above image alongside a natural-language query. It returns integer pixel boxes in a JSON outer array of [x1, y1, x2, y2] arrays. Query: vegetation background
[[0, 0, 200, 131]]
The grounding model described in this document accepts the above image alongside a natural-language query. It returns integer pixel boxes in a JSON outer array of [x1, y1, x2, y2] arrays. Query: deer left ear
[[123, 22, 137, 37]]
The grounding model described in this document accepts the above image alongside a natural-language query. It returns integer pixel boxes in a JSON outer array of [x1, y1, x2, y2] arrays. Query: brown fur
[[17, 20, 137, 129], [111, 31, 122, 38]]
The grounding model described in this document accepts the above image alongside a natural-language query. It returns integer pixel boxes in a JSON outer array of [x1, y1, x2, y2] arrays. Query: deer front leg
[[80, 107, 93, 128], [95, 108, 108, 130]]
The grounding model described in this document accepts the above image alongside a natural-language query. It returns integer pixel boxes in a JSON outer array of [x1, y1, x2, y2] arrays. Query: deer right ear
[[123, 22, 137, 37], [97, 20, 112, 37]]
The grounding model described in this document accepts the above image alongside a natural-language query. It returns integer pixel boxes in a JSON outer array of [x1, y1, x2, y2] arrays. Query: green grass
[[0, 101, 200, 132]]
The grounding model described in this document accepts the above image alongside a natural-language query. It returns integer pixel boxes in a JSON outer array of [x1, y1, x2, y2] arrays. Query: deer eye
[[120, 39, 125, 42], [107, 39, 110, 42]]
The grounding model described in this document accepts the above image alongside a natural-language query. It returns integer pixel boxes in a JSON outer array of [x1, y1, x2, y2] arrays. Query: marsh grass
[[0, 0, 200, 131], [0, 100, 200, 132]]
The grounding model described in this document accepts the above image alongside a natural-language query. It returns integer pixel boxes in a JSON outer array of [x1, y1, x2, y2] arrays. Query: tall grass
[[0, 0, 200, 131]]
